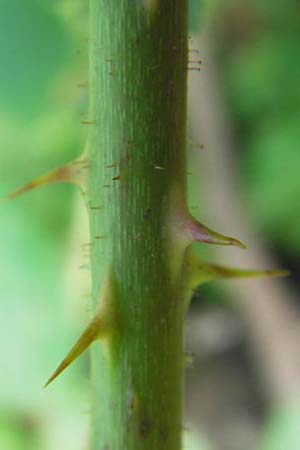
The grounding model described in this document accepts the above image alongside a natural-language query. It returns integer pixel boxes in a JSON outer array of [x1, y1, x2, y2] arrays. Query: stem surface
[[88, 2, 188, 449]]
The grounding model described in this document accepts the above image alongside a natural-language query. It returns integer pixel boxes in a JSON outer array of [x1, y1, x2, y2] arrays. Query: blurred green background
[[1, 1, 300, 449], [0, 1, 90, 449]]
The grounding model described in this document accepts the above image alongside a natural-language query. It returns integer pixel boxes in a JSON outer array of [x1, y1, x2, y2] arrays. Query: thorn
[[2, 153, 88, 202], [207, 266, 290, 281], [44, 315, 102, 387], [2, 168, 66, 201], [182, 250, 289, 311], [45, 268, 118, 387], [185, 250, 289, 288], [112, 175, 121, 181], [94, 235, 105, 240], [3, 167, 72, 201], [186, 216, 246, 249], [167, 188, 246, 282]]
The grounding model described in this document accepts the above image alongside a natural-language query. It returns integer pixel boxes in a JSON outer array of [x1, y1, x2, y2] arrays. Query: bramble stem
[[88, 1, 188, 449]]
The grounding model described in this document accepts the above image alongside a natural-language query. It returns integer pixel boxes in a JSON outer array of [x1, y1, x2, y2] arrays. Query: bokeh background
[[1, 1, 300, 449]]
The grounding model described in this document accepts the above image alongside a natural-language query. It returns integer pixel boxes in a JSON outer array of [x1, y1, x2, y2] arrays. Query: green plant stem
[[88, 2, 188, 449]]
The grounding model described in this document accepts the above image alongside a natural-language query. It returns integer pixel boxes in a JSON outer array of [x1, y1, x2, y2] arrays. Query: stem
[[88, 1, 188, 449]]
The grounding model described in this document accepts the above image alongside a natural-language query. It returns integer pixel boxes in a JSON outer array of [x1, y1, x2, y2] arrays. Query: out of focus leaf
[[226, 33, 300, 122], [221, 2, 300, 254], [0, 415, 38, 450], [189, 0, 203, 32], [258, 407, 300, 450], [243, 116, 300, 253], [0, 0, 71, 119]]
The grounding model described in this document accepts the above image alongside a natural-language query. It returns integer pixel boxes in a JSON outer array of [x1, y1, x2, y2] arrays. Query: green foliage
[[0, 0, 71, 119], [222, 0, 300, 254], [259, 407, 300, 450], [189, 0, 203, 32], [244, 116, 300, 252], [0, 414, 37, 450], [0, 1, 88, 449], [1, 0, 298, 448]]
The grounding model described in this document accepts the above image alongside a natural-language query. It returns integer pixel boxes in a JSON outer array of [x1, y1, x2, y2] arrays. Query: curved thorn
[[188, 219, 247, 249], [169, 189, 246, 250]]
